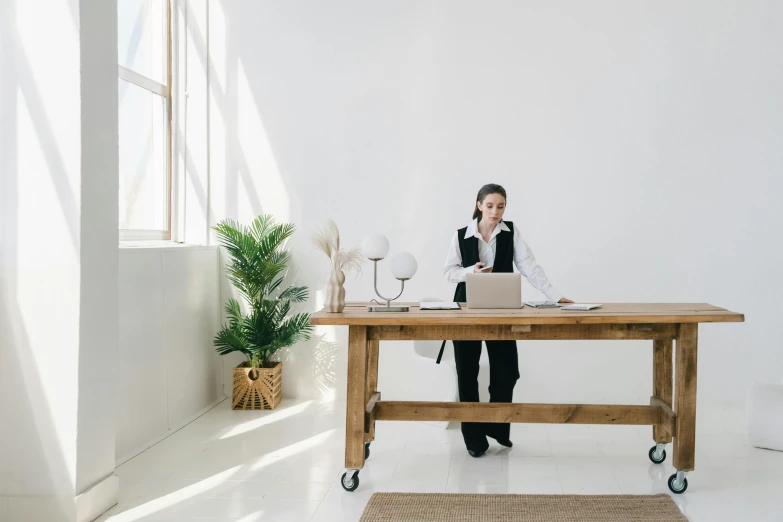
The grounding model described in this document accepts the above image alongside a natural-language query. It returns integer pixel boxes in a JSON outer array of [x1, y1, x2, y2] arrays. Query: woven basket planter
[[232, 361, 282, 410]]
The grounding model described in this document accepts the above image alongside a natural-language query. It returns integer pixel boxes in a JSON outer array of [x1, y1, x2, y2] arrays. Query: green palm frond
[[267, 277, 284, 296], [249, 214, 276, 243], [214, 324, 253, 358], [272, 313, 313, 350], [214, 220, 254, 262], [279, 286, 308, 303], [257, 223, 294, 261], [268, 249, 291, 268], [244, 309, 274, 346], [273, 300, 292, 327], [259, 260, 287, 287], [225, 297, 244, 316]]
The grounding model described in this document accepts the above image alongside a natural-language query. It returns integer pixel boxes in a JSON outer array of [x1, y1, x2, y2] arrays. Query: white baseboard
[[76, 475, 119, 522], [115, 397, 227, 466], [2, 474, 118, 522]]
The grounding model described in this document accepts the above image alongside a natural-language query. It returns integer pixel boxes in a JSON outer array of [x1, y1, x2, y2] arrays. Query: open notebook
[[560, 303, 602, 311], [524, 301, 560, 308], [419, 302, 461, 310]]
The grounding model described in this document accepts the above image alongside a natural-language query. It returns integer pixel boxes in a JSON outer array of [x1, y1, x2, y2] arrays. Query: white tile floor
[[96, 399, 783, 522]]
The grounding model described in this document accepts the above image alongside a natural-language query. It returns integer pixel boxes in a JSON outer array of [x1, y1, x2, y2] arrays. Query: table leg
[[345, 326, 368, 470], [365, 339, 380, 442], [673, 324, 698, 472], [653, 339, 673, 443]]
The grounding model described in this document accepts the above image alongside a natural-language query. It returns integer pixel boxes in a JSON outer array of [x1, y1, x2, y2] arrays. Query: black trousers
[[453, 340, 520, 452]]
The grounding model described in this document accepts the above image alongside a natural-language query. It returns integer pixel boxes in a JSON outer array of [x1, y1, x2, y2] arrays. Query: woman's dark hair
[[473, 184, 507, 221]]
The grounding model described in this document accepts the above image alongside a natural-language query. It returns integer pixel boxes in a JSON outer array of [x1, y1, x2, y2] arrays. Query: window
[[117, 0, 172, 240]]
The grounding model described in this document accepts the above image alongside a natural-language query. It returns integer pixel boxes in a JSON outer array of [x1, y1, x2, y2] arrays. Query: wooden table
[[310, 303, 744, 493]]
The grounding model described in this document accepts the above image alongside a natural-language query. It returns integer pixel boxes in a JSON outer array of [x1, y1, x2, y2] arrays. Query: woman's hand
[[558, 298, 574, 304], [473, 262, 493, 273]]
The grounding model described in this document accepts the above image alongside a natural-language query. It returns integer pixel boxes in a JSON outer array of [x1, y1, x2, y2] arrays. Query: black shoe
[[468, 448, 486, 458], [487, 432, 513, 448]]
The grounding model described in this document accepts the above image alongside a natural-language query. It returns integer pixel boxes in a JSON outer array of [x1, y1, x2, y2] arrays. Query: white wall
[[1, 0, 83, 498], [77, 0, 121, 498], [0, 0, 119, 520], [116, 245, 223, 463], [175, 0, 783, 409]]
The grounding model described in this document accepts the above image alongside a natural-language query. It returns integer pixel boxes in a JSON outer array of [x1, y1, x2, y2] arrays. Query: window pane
[[118, 0, 167, 84], [118, 79, 168, 231]]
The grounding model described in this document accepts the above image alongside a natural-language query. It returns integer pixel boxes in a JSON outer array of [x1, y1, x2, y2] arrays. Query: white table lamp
[[362, 233, 417, 312], [390, 252, 417, 280], [361, 233, 389, 261]]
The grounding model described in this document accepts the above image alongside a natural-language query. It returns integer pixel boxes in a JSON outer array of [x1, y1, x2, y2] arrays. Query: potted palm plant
[[213, 215, 312, 410]]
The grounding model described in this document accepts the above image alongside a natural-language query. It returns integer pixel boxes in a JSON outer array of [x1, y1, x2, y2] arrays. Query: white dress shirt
[[443, 218, 563, 303]]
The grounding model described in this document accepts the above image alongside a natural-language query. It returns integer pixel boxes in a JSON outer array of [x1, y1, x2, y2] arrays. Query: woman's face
[[477, 193, 506, 224]]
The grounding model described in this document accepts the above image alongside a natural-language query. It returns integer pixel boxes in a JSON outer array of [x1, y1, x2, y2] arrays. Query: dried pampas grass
[[310, 219, 363, 275]]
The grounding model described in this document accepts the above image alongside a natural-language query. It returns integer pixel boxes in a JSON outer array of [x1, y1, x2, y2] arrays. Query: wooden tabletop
[[310, 303, 744, 326]]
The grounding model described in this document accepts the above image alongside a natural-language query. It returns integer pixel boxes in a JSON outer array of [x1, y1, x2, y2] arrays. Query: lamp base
[[367, 305, 410, 312]]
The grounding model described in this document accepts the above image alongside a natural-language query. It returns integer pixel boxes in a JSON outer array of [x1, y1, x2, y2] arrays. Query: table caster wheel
[[668, 472, 688, 494], [341, 471, 360, 492], [648, 445, 666, 464], [365, 442, 371, 460]]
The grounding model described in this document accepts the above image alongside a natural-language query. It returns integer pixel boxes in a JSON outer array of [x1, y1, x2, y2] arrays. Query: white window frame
[[118, 0, 173, 241]]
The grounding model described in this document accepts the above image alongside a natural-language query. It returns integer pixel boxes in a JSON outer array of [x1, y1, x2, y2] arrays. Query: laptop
[[466, 273, 522, 309]]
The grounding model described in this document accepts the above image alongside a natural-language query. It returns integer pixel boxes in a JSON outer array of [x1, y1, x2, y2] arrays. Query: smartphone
[[479, 265, 493, 272]]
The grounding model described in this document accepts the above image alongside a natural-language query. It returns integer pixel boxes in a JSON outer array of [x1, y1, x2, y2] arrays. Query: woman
[[443, 183, 573, 457]]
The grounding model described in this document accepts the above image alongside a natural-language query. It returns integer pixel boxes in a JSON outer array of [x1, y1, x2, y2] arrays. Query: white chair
[[406, 297, 456, 429], [377, 298, 493, 430], [411, 298, 492, 427]]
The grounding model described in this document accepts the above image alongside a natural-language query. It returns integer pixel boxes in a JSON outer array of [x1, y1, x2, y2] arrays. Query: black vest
[[453, 221, 514, 302]]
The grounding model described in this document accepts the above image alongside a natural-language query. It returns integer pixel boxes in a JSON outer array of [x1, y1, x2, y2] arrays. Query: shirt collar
[[464, 218, 510, 240]]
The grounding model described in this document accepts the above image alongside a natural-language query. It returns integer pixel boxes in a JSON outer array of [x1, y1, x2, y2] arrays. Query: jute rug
[[359, 493, 688, 521]]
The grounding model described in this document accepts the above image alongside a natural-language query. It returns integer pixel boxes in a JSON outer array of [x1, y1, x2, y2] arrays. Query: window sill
[[119, 240, 216, 251]]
